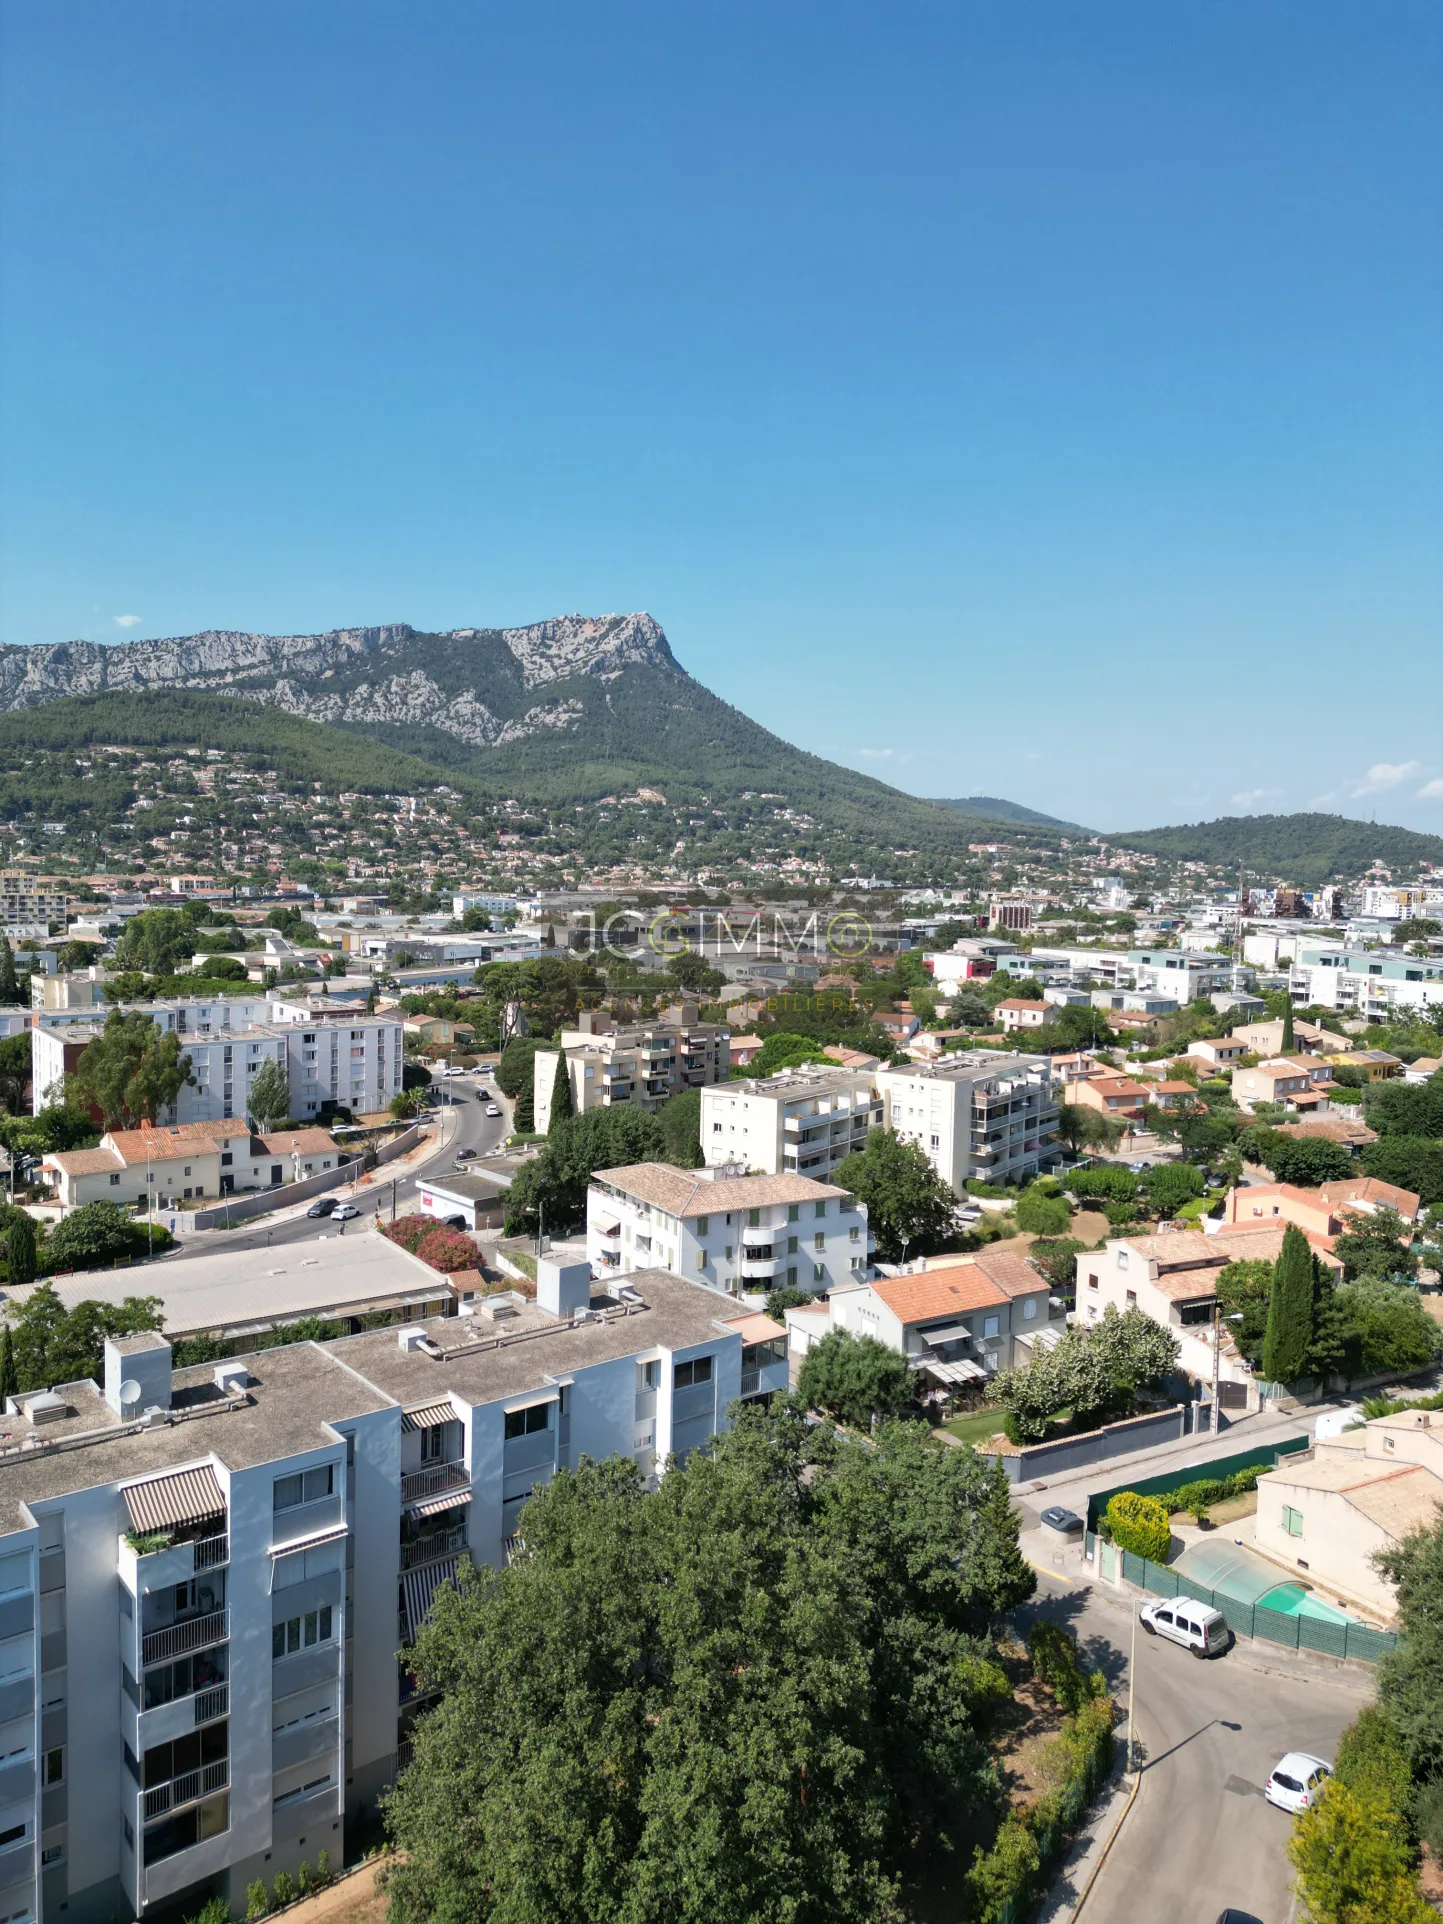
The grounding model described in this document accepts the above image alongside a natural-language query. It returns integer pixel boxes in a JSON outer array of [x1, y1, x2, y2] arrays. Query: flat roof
[[2, 1229, 449, 1340]]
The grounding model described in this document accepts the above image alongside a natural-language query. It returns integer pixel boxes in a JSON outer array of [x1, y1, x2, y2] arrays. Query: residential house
[[1403, 1056, 1442, 1085], [1149, 1081, 1200, 1110], [1230, 1017, 1347, 1057], [1062, 1074, 1149, 1120], [401, 1016, 476, 1051], [875, 1052, 1060, 1193], [997, 1000, 1053, 1033], [1232, 1057, 1335, 1114], [728, 1035, 766, 1069], [1269, 1115, 1377, 1155], [1255, 1409, 1443, 1620], [1184, 1036, 1251, 1071], [1328, 1049, 1405, 1083], [822, 1043, 883, 1072], [43, 1122, 344, 1209], [700, 1067, 881, 1178], [1224, 1176, 1421, 1236], [923, 938, 1020, 987], [1126, 951, 1239, 1004], [586, 1164, 871, 1298], [871, 1010, 920, 1045], [1289, 942, 1443, 1022]]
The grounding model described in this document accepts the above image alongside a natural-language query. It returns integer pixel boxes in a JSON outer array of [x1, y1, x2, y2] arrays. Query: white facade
[[587, 1166, 871, 1298], [700, 1068, 881, 1178], [1290, 943, 1443, 1021], [0, 1271, 763, 1923], [874, 1052, 1060, 1194], [533, 1020, 729, 1134]]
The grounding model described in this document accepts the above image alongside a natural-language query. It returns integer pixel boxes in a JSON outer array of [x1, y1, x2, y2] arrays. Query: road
[[175, 1076, 509, 1256], [1018, 1570, 1368, 1924]]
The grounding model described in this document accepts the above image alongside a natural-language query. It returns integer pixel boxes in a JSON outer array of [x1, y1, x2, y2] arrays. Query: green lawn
[[942, 1407, 1009, 1447]]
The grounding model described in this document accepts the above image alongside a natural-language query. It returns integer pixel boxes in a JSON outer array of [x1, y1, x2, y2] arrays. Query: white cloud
[[1418, 778, 1443, 801], [113, 614, 142, 628], [1230, 787, 1280, 809], [1349, 760, 1422, 797], [856, 747, 893, 760], [1308, 790, 1339, 808]]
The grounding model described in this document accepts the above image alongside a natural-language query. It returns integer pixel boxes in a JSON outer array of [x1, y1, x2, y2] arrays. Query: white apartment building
[[532, 1016, 729, 1133], [923, 938, 1021, 989], [0, 876, 69, 931], [1125, 951, 1241, 1004], [1359, 886, 1443, 922], [1289, 943, 1443, 1022], [0, 1264, 781, 1924], [587, 1164, 871, 1297], [31, 1002, 403, 1123], [700, 1067, 881, 1178], [874, 1052, 1060, 1194]]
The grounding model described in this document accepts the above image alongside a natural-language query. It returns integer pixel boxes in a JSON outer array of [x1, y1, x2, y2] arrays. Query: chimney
[[104, 1332, 172, 1418]]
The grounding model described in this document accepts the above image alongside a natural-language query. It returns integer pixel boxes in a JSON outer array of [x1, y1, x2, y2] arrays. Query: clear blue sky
[[2, 1, 1440, 833]]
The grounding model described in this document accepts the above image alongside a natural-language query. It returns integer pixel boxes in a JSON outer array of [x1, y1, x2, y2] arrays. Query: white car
[[485, 1104, 502, 1118], [1264, 1753, 1331, 1814], [1138, 1597, 1231, 1659], [331, 1202, 361, 1222]]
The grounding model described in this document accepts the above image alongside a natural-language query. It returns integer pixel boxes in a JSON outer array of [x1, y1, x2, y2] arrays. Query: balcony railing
[[401, 1527, 466, 1571], [193, 1534, 230, 1573], [143, 1757, 229, 1823], [401, 1462, 470, 1505], [740, 1368, 760, 1397], [194, 1684, 228, 1727], [143, 1609, 230, 1669]]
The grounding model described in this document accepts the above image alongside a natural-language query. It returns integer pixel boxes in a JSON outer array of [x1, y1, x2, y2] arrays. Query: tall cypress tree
[[0, 941, 17, 1006], [1262, 1222, 1314, 1385], [1281, 999, 1295, 1053], [0, 1325, 15, 1407], [547, 1052, 575, 1135]]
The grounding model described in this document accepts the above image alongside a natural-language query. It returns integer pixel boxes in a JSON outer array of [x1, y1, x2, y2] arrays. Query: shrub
[[1028, 1621, 1099, 1716], [270, 1870, 294, 1907], [1103, 1490, 1172, 1562], [964, 1818, 1042, 1924], [182, 1901, 228, 1924], [1415, 1778, 1443, 1859], [1016, 1187, 1071, 1236], [413, 1227, 482, 1273], [1334, 1706, 1412, 1810], [245, 1879, 271, 1920]]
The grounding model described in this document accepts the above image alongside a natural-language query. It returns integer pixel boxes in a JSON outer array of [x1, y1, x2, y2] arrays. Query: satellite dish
[[119, 1380, 142, 1414]]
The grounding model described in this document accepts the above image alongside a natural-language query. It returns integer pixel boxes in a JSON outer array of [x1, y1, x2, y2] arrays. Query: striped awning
[[407, 1489, 472, 1519], [401, 1557, 459, 1641], [401, 1400, 457, 1433], [123, 1465, 225, 1535]]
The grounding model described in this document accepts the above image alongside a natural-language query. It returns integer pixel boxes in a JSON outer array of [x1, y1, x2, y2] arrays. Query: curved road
[[1019, 1572, 1367, 1924], [175, 1076, 509, 1257]]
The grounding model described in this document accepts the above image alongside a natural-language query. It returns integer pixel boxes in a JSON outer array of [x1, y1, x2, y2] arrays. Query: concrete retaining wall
[[985, 1404, 1191, 1484], [191, 1123, 427, 1228]]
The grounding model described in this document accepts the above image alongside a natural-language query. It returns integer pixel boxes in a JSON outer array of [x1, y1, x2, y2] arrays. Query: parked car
[[439, 1213, 468, 1230], [305, 1197, 338, 1219], [454, 1147, 478, 1161], [1264, 1753, 1331, 1814], [485, 1104, 502, 1118], [331, 1202, 361, 1222], [1215, 1912, 1264, 1924], [1039, 1506, 1084, 1536], [1138, 1597, 1231, 1659]]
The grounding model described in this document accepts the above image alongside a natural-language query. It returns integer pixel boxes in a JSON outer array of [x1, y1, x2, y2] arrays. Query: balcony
[[401, 1462, 470, 1505], [142, 1609, 230, 1669], [401, 1527, 466, 1572], [120, 1531, 230, 1596], [194, 1684, 228, 1726], [143, 1758, 229, 1823]]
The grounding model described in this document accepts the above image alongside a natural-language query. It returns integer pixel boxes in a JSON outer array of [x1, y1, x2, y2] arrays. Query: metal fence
[[1083, 1436, 1313, 1535], [1114, 1549, 1397, 1664]]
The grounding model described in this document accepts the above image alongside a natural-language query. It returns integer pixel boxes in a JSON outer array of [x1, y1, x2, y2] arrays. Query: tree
[[749, 1032, 833, 1079], [1287, 1780, 1434, 1924], [0, 1325, 15, 1405], [986, 1307, 1178, 1441], [246, 1058, 290, 1131], [0, 940, 17, 1005], [1363, 1074, 1443, 1141], [1015, 1187, 1070, 1236], [1377, 1507, 1443, 1786], [44, 1203, 151, 1276], [1333, 1278, 1442, 1376], [665, 950, 724, 995], [1262, 1224, 1314, 1384], [1361, 1136, 1443, 1209], [1280, 1000, 1294, 1053], [1056, 1104, 1090, 1156], [0, 1207, 36, 1287], [1215, 1257, 1273, 1368], [1252, 1135, 1354, 1187], [389, 1088, 429, 1120], [69, 1010, 195, 1127], [834, 1130, 954, 1261], [8, 1280, 165, 1391], [380, 1405, 1031, 1924], [656, 1088, 704, 1169], [1332, 1207, 1418, 1283], [504, 1107, 668, 1235], [1140, 1162, 1204, 1217], [547, 1052, 575, 1137], [1025, 1237, 1082, 1295], [114, 906, 203, 976], [797, 1330, 914, 1428]]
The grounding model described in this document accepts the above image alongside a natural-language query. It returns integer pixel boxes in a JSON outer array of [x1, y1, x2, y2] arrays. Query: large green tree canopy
[[381, 1404, 1034, 1924]]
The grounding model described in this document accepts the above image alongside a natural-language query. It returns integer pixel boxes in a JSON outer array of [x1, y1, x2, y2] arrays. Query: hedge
[[1103, 1490, 1172, 1562]]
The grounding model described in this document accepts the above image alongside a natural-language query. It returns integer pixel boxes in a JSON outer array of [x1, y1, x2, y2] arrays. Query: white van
[[1139, 1597, 1231, 1659]]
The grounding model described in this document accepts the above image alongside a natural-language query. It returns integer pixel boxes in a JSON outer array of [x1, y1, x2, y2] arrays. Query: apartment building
[[923, 938, 1021, 988], [532, 1015, 729, 1134], [31, 1004, 403, 1123], [701, 1067, 882, 1178], [0, 1264, 779, 1924], [873, 1052, 1060, 1194], [1125, 951, 1240, 1004], [586, 1164, 871, 1297], [1290, 942, 1443, 1022], [0, 875, 69, 932]]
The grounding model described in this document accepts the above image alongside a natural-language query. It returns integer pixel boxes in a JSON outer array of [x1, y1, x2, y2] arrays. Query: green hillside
[[931, 795, 1091, 834], [1112, 812, 1443, 884]]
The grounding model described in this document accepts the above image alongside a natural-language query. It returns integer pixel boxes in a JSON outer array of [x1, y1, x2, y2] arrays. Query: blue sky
[[2, 1, 1440, 833]]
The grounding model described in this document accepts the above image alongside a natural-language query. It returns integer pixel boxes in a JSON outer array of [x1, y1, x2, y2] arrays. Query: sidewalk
[[1034, 1760, 1137, 1924]]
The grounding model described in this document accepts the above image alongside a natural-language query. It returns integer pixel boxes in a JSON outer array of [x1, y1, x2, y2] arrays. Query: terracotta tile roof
[[871, 1265, 1008, 1321], [47, 1147, 123, 1176], [997, 999, 1050, 1012], [974, 1248, 1050, 1298], [1273, 1116, 1377, 1146], [593, 1163, 849, 1219], [1318, 1177, 1422, 1221], [258, 1128, 340, 1156], [102, 1119, 254, 1167]]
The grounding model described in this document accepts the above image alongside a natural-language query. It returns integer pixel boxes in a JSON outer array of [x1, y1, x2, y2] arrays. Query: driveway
[[1018, 1573, 1368, 1924]]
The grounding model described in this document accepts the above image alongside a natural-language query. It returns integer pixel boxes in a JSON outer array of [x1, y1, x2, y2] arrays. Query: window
[[419, 1427, 443, 1463], [673, 1356, 713, 1389], [272, 1606, 334, 1658], [1282, 1506, 1304, 1538], [695, 1251, 707, 1271], [813, 1263, 825, 1282], [849, 1226, 860, 1242], [815, 1200, 827, 1218], [110, 1172, 121, 1186], [1023, 1298, 1037, 1320], [748, 1208, 760, 1227], [640, 1360, 660, 1391], [696, 1215, 709, 1236], [813, 1232, 825, 1252], [1087, 1273, 1099, 1292], [983, 1315, 1000, 1339], [504, 1403, 551, 1439], [274, 1465, 335, 1511], [1125, 1289, 1137, 1307], [788, 1204, 799, 1223], [42, 1747, 63, 1786]]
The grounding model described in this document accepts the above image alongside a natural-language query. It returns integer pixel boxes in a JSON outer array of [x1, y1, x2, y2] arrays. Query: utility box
[[537, 1258, 592, 1319]]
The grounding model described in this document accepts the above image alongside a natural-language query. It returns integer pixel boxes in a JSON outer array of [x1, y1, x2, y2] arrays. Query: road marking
[[1026, 1557, 1084, 1588]]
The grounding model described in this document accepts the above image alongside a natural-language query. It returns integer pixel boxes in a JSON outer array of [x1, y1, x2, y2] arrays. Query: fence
[[1083, 1436, 1312, 1535], [1111, 1549, 1397, 1665]]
